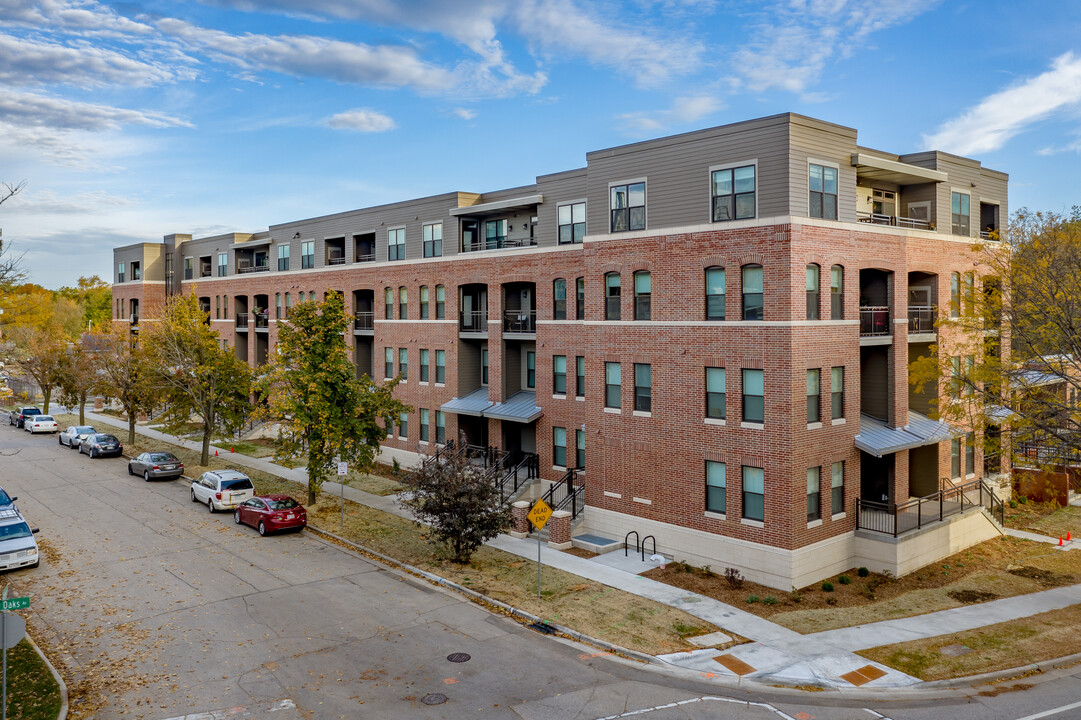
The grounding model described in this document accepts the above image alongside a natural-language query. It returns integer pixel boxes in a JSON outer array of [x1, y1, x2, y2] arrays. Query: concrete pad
[[687, 631, 733, 647], [589, 549, 669, 574]]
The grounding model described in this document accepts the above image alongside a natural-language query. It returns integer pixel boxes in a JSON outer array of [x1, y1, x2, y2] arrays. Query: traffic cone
[[230, 446, 235, 453], [1059, 536, 1064, 546], [214, 450, 218, 457], [1068, 531, 1073, 542]]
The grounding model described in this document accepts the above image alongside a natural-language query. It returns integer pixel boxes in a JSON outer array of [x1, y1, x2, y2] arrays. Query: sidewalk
[[81, 410, 1081, 690]]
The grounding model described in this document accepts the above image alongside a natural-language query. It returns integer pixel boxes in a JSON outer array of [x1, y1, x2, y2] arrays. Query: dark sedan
[[80, 433, 123, 458], [127, 452, 184, 481], [9, 407, 40, 428], [233, 495, 307, 536]]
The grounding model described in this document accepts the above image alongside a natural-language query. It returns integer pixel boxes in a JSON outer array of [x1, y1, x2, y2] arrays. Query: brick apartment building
[[112, 113, 1009, 590]]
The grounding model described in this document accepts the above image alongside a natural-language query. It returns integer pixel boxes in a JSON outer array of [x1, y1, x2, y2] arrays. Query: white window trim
[[806, 158, 842, 219], [557, 198, 587, 244], [632, 497, 652, 505], [387, 225, 407, 260], [632, 410, 652, 418], [708, 159, 759, 223], [422, 221, 443, 257], [603, 491, 622, 499], [807, 519, 823, 529], [831, 511, 847, 521], [552, 394, 566, 400], [704, 418, 726, 426], [704, 511, 726, 521], [832, 418, 846, 426], [603, 407, 622, 415], [740, 421, 764, 430], [575, 396, 585, 402], [607, 177, 647, 233], [807, 422, 822, 430], [740, 518, 764, 528]]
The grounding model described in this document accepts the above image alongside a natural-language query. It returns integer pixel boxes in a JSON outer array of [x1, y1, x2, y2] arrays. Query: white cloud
[[924, 52, 1081, 156], [325, 108, 397, 132], [0, 33, 181, 87], [3, 188, 137, 215], [0, 0, 157, 38], [616, 95, 724, 134], [451, 107, 477, 120]]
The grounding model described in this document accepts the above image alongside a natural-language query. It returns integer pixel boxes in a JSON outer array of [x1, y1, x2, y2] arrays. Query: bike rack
[[641, 534, 656, 562], [624, 530, 640, 558]]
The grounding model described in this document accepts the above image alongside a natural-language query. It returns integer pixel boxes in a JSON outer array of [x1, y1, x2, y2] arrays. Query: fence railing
[[355, 253, 375, 263], [497, 453, 539, 504], [503, 310, 536, 334], [857, 477, 1004, 537], [856, 211, 931, 230], [538, 468, 584, 522], [235, 313, 249, 329], [463, 237, 537, 253], [237, 264, 270, 274], [908, 305, 936, 333], [459, 310, 488, 333], [254, 312, 269, 329], [354, 311, 374, 331], [859, 306, 891, 336]]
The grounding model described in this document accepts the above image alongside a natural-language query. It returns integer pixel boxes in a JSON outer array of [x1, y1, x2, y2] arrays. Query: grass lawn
[[1005, 501, 1081, 539], [5, 638, 63, 720], [859, 603, 1081, 681]]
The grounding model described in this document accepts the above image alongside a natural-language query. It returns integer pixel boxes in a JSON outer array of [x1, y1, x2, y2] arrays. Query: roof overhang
[[855, 411, 959, 458], [440, 387, 492, 417], [484, 391, 542, 423], [450, 194, 543, 217], [851, 154, 948, 186]]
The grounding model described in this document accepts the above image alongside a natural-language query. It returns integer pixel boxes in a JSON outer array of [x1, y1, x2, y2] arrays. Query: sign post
[[0, 587, 29, 720], [527, 500, 553, 598], [337, 461, 348, 530]]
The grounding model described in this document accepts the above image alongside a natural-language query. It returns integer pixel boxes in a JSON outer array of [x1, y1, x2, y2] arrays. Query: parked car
[[24, 415, 58, 434], [128, 452, 184, 481], [190, 470, 255, 512], [59, 425, 97, 449], [8, 407, 41, 428], [233, 495, 307, 535], [80, 433, 123, 458], [0, 508, 39, 571], [0, 487, 18, 511]]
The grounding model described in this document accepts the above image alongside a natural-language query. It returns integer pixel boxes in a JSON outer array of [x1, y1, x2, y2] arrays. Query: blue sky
[[2, 0, 1081, 288]]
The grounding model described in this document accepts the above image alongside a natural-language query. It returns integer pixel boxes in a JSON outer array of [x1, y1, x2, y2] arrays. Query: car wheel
[[234, 509, 242, 525], [91, 448, 97, 458], [144, 471, 151, 482], [190, 488, 197, 503], [258, 521, 266, 536], [57, 436, 62, 445], [127, 463, 134, 476], [30, 560, 39, 569], [207, 497, 215, 513]]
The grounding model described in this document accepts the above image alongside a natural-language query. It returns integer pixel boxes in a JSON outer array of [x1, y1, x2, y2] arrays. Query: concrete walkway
[[79, 410, 1081, 690]]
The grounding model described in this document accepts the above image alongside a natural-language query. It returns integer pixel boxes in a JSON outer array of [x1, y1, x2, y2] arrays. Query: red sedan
[[233, 495, 307, 536]]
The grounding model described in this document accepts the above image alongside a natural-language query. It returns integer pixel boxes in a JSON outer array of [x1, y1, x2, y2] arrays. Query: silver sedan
[[127, 452, 184, 481], [59, 425, 96, 449]]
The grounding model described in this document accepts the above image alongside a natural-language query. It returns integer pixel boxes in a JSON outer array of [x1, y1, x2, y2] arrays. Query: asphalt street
[[1, 424, 1080, 719]]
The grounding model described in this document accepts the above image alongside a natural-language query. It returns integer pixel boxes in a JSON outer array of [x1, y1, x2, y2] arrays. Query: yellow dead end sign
[[528, 498, 553, 530]]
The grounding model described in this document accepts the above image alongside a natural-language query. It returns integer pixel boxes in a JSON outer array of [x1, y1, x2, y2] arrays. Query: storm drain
[[528, 621, 555, 635], [446, 652, 471, 663], [421, 693, 448, 706]]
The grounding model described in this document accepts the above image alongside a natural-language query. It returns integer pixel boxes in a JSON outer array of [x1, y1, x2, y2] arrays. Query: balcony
[[463, 237, 537, 254], [328, 253, 347, 266], [460, 310, 488, 335], [859, 306, 891, 337], [254, 312, 269, 330], [908, 305, 936, 336], [354, 311, 374, 333], [235, 313, 249, 331], [503, 310, 536, 335], [856, 212, 931, 230], [237, 263, 270, 274]]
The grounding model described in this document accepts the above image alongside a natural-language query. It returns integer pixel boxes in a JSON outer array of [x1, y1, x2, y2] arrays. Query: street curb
[[304, 525, 660, 666], [918, 649, 1081, 688], [25, 632, 67, 720]]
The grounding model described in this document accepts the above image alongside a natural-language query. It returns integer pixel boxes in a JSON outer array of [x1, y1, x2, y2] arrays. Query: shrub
[[1018, 495, 1028, 505], [821, 581, 834, 592], [701, 565, 714, 577], [746, 595, 759, 604], [857, 567, 869, 578], [1009, 499, 1018, 508], [790, 590, 803, 604], [826, 596, 837, 605], [680, 561, 693, 573], [838, 574, 851, 585], [724, 567, 745, 589], [763, 596, 778, 605]]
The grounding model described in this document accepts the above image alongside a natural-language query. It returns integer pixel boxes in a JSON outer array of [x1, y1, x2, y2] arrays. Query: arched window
[[806, 264, 820, 320], [741, 265, 763, 320], [399, 286, 408, 320], [604, 273, 621, 320], [705, 267, 725, 320], [384, 287, 393, 319], [830, 265, 844, 319], [633, 271, 651, 320], [553, 279, 567, 320], [420, 285, 429, 319], [950, 272, 960, 318]]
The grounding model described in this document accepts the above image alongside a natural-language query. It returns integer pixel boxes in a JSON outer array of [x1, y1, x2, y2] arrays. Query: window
[[951, 438, 961, 479], [483, 348, 490, 385], [952, 191, 971, 236], [742, 265, 763, 320], [275, 293, 281, 320], [184, 257, 193, 280], [950, 356, 962, 396], [118, 262, 125, 283], [965, 355, 975, 396], [399, 411, 408, 439], [807, 369, 821, 424], [742, 466, 765, 522], [576, 277, 585, 320], [806, 264, 820, 320], [963, 272, 974, 314], [423, 222, 442, 258], [419, 408, 429, 442], [711, 164, 755, 221], [705, 267, 725, 320], [399, 287, 408, 319], [605, 273, 621, 320], [435, 411, 446, 443], [553, 427, 567, 467], [558, 202, 585, 244], [965, 432, 975, 475], [706, 461, 726, 514], [301, 241, 315, 269], [218, 253, 227, 277], [576, 356, 585, 398], [419, 286, 429, 319], [831, 461, 844, 516], [278, 244, 289, 271], [435, 350, 445, 383], [309, 291, 316, 302], [605, 362, 621, 408], [420, 349, 429, 382], [633, 271, 651, 320], [949, 271, 961, 318], [742, 368, 764, 423], [706, 367, 725, 419], [830, 265, 844, 319], [435, 285, 446, 319], [388, 227, 405, 261], [384, 288, 393, 319], [132, 261, 140, 280], [610, 182, 645, 232], [809, 163, 838, 220], [807, 467, 821, 522], [553, 355, 567, 394], [576, 429, 585, 469], [831, 367, 844, 419], [485, 219, 507, 249], [634, 363, 651, 412], [281, 293, 288, 318], [384, 347, 394, 379], [553, 279, 567, 320], [399, 348, 408, 380], [215, 295, 220, 319], [525, 351, 534, 388]]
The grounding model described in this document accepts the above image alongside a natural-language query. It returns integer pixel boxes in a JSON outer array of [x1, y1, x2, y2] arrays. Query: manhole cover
[[421, 693, 448, 705], [446, 652, 471, 663]]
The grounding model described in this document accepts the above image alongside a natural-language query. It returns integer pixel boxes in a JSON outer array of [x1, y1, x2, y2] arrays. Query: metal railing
[[859, 306, 891, 336], [355, 253, 375, 263], [461, 443, 506, 469], [857, 477, 1004, 537], [463, 237, 537, 253], [237, 264, 270, 274], [856, 211, 931, 230], [421, 439, 456, 472], [497, 453, 539, 504], [235, 313, 249, 329], [254, 312, 269, 329], [129, 314, 139, 325], [328, 256, 347, 265], [459, 310, 488, 333], [353, 311, 374, 331], [1015, 441, 1081, 467], [538, 468, 585, 521], [908, 305, 936, 333], [503, 310, 536, 334]]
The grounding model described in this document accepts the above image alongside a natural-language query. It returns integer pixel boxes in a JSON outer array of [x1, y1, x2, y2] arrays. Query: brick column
[[510, 501, 530, 538], [547, 510, 572, 550]]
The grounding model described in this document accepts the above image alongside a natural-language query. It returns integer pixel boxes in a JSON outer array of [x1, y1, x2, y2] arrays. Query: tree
[[95, 328, 155, 445], [17, 329, 66, 412], [400, 435, 511, 563], [257, 292, 406, 505], [57, 339, 100, 425], [142, 292, 253, 466], [0, 181, 27, 296], [57, 276, 112, 332]]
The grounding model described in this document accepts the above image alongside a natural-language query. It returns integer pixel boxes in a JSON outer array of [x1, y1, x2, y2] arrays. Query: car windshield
[[23, 409, 40, 416], [150, 453, 178, 462], [221, 479, 253, 491], [0, 490, 11, 506], [267, 498, 299, 510], [74, 427, 95, 434], [36, 416, 53, 422], [0, 523, 32, 541], [96, 434, 118, 443]]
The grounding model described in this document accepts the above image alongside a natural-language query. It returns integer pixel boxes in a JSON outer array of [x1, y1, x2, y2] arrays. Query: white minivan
[[0, 509, 39, 572], [190, 470, 255, 512]]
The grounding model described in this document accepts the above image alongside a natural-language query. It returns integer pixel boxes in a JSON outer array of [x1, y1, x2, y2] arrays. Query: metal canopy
[[450, 194, 543, 217], [484, 391, 542, 423], [851, 153, 948, 186], [855, 411, 958, 458], [440, 387, 492, 417]]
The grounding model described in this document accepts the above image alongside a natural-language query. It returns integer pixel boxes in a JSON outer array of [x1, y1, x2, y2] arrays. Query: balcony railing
[[503, 310, 536, 334], [859, 306, 891, 336], [857, 478, 1004, 537], [129, 314, 139, 325], [354, 311, 374, 331], [235, 313, 249, 330], [857, 211, 931, 230], [908, 305, 936, 333], [463, 237, 538, 253], [237, 264, 270, 274], [355, 253, 375, 263], [328, 255, 347, 265], [459, 310, 488, 333], [254, 312, 269, 329]]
